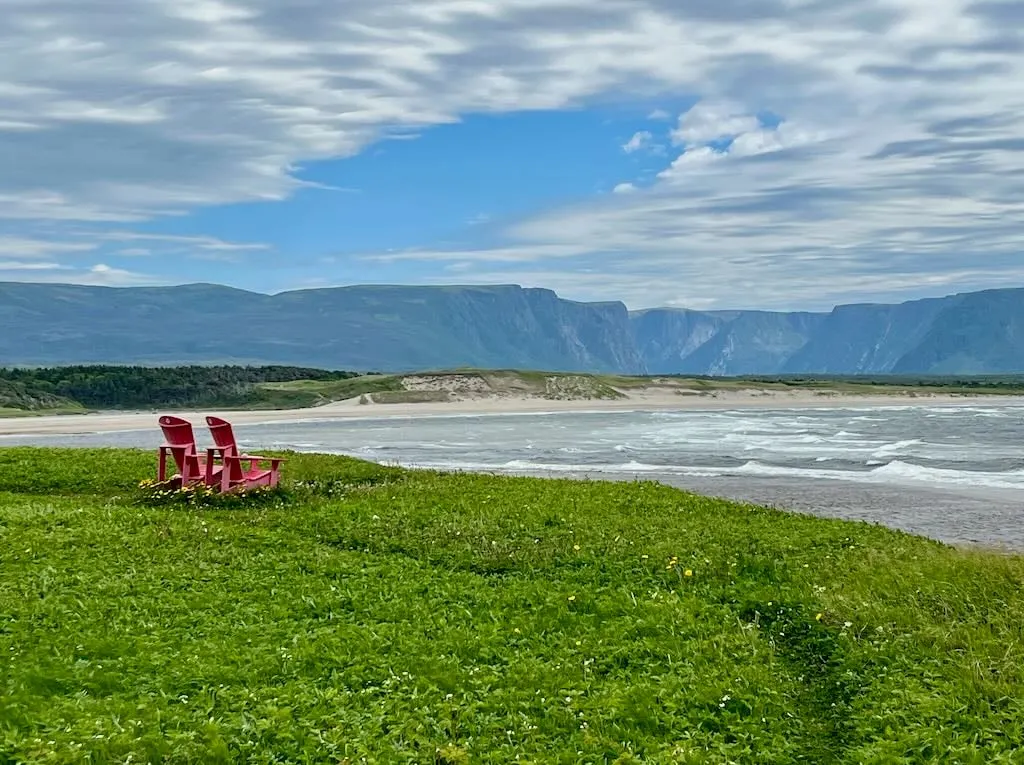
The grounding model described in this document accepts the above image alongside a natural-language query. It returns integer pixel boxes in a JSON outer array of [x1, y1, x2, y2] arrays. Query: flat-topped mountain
[[1, 282, 1021, 374]]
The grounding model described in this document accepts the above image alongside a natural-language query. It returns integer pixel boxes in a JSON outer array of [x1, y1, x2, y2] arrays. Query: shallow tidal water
[[5, 402, 1023, 548]]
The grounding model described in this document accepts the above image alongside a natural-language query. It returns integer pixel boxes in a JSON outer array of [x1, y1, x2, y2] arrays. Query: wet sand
[[660, 474, 1024, 551]]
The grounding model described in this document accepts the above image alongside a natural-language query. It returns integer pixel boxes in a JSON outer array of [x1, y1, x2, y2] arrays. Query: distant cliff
[[0, 283, 644, 373], [1, 282, 1022, 374]]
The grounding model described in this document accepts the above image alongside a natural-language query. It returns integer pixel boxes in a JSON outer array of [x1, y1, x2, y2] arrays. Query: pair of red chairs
[[156, 415, 284, 493]]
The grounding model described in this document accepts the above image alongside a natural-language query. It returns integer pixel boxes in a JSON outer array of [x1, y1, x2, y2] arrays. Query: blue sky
[[1, 0, 1023, 310], [160, 104, 686, 288]]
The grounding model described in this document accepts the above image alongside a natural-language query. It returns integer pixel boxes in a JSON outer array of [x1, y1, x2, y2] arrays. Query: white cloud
[[341, 2, 1024, 309], [365, 243, 591, 264], [0, 236, 96, 257], [0, 119, 42, 131], [0, 261, 153, 286], [0, 0, 1022, 307], [0, 260, 66, 271], [656, 111, 828, 179], [99, 270, 155, 286], [612, 182, 637, 194], [622, 130, 653, 153], [656, 145, 726, 175], [671, 101, 761, 145], [80, 263, 154, 286], [94, 232, 270, 252]]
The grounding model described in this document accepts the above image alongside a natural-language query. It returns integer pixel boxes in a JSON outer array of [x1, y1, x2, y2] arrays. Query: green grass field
[[2, 448, 1023, 763]]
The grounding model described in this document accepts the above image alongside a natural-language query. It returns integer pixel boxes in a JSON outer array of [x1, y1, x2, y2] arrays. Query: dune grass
[[2, 448, 1023, 763], [0, 406, 86, 418], [255, 376, 405, 407]]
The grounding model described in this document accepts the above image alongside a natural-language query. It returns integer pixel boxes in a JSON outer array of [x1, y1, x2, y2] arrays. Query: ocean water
[[5, 403, 1024, 547]]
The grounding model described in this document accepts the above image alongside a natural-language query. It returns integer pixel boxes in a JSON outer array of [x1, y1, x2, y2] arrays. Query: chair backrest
[[159, 415, 198, 474], [159, 415, 197, 448], [206, 416, 239, 457]]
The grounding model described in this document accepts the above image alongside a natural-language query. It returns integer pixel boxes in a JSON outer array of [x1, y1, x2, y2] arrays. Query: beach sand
[[2, 387, 1021, 436]]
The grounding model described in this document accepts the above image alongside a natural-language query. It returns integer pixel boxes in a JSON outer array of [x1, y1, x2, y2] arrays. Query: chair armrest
[[224, 454, 284, 464], [239, 453, 286, 464], [225, 454, 285, 475], [205, 446, 228, 464], [159, 444, 189, 463]]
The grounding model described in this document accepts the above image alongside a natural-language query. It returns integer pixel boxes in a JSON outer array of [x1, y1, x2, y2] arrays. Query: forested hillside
[[0, 366, 359, 412]]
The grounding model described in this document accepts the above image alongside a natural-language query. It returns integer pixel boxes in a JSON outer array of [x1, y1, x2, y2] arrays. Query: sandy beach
[[3, 387, 1022, 437]]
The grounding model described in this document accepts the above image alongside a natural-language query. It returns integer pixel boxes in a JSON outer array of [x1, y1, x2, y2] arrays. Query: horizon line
[[1, 279, 1019, 315]]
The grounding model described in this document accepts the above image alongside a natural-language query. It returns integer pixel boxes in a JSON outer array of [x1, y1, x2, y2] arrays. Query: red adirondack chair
[[157, 415, 223, 488], [205, 416, 284, 493]]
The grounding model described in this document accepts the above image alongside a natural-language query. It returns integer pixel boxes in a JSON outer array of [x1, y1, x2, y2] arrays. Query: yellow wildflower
[[684, 569, 693, 577]]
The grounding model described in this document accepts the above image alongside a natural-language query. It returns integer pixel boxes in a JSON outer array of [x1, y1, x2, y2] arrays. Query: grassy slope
[[0, 380, 83, 416], [407, 369, 1024, 398], [0, 376, 404, 416], [0, 406, 85, 418], [252, 375, 404, 408], [604, 374, 1024, 396], [2, 448, 1023, 763]]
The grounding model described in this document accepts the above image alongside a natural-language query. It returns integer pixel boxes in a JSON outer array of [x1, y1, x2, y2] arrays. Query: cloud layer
[[1, 0, 1022, 306]]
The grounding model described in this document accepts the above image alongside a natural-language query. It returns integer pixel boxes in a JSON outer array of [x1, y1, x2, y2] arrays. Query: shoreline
[[2, 388, 1023, 436], [412, 465, 1024, 551]]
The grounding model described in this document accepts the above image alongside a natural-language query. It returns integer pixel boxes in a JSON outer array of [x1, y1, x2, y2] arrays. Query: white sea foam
[[870, 460, 1024, 490], [5, 402, 1023, 495], [406, 456, 1024, 492], [740, 458, 1024, 490], [871, 439, 923, 456]]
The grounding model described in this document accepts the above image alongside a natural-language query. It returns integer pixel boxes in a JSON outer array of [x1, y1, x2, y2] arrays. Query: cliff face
[[1, 282, 1022, 374], [890, 289, 1024, 374], [0, 283, 644, 373], [631, 290, 1024, 375], [256, 284, 645, 373], [666, 311, 826, 376], [628, 309, 728, 374], [780, 297, 950, 374]]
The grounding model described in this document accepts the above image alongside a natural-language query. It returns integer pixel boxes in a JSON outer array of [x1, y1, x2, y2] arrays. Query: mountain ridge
[[1, 281, 1021, 374]]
